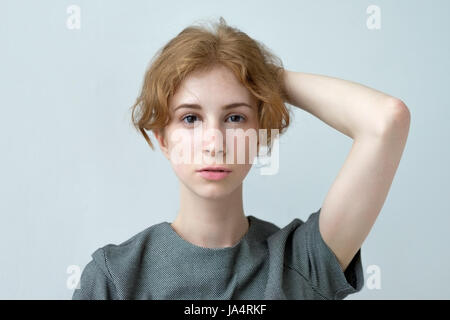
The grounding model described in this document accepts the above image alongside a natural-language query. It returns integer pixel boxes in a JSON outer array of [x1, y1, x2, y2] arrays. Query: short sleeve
[[289, 208, 364, 300], [72, 250, 120, 300]]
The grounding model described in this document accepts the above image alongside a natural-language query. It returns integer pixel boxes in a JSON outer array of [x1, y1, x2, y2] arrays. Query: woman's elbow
[[378, 98, 411, 137]]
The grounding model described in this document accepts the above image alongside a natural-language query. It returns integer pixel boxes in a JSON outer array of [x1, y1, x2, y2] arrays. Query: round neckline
[[163, 216, 255, 252]]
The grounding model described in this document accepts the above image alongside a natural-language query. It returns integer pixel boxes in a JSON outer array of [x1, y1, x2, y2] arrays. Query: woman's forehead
[[170, 71, 256, 111]]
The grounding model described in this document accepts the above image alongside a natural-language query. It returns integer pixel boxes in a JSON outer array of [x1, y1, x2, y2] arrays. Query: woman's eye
[[181, 114, 246, 126], [182, 114, 200, 125], [226, 115, 246, 123]]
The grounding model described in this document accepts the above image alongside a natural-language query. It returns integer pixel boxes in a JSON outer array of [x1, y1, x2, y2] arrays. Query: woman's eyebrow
[[173, 102, 254, 112]]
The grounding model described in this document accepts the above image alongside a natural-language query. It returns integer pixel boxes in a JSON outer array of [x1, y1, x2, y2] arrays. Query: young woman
[[73, 17, 410, 300]]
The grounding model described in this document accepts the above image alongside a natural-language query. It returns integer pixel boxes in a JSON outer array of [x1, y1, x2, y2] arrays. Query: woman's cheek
[[236, 133, 251, 165], [167, 130, 196, 165]]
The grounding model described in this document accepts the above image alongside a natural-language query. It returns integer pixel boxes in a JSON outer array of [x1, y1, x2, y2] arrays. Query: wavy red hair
[[129, 17, 292, 156]]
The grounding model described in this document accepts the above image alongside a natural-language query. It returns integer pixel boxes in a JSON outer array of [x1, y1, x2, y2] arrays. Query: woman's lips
[[197, 170, 231, 181]]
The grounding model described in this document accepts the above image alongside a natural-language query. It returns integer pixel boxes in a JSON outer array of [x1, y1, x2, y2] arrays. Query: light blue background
[[1, 0, 448, 299]]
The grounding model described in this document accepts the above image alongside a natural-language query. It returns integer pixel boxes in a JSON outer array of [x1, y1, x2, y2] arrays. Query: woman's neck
[[170, 182, 249, 249]]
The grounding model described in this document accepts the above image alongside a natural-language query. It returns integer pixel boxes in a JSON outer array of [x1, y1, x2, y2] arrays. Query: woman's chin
[[194, 185, 235, 200]]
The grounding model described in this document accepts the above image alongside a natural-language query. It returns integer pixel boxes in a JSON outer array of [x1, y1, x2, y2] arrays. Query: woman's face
[[154, 64, 260, 200]]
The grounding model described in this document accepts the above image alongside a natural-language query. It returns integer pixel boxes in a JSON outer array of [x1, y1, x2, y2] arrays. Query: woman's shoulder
[[89, 221, 167, 272], [248, 215, 280, 236], [248, 212, 315, 246], [248, 214, 305, 236], [103, 221, 166, 252]]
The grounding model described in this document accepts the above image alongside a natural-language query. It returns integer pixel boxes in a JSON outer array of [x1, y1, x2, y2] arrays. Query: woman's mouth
[[197, 169, 231, 181]]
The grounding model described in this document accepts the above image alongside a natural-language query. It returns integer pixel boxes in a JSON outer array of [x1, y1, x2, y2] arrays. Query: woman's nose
[[202, 122, 225, 157]]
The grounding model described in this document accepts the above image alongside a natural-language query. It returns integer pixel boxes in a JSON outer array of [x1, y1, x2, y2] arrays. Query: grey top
[[72, 208, 364, 300]]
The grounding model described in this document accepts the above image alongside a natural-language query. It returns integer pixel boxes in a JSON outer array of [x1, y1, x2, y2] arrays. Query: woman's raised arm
[[282, 70, 407, 140], [282, 70, 411, 272]]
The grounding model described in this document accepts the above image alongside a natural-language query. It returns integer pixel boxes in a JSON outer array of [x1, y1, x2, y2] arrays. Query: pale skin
[[154, 65, 411, 274], [282, 71, 411, 272], [154, 64, 258, 249]]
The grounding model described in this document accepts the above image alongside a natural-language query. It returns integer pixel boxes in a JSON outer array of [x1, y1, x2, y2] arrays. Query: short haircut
[[129, 16, 292, 155]]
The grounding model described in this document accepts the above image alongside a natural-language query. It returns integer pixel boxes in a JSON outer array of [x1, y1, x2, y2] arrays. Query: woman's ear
[[153, 128, 170, 160]]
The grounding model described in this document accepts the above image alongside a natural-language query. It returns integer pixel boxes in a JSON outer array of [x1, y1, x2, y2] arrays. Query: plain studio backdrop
[[0, 0, 448, 299]]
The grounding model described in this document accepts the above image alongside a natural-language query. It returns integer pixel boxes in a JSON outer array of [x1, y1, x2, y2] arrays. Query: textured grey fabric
[[72, 208, 364, 300]]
